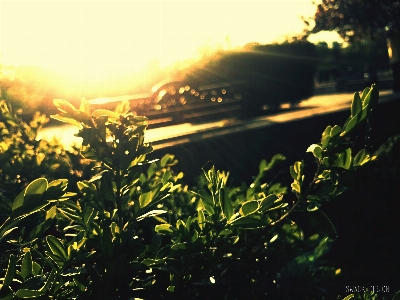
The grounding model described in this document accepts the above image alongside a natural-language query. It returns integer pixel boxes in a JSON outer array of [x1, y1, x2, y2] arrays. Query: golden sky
[[0, 1, 341, 81]]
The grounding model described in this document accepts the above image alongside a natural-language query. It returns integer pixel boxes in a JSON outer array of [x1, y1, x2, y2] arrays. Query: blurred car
[[91, 43, 318, 124]]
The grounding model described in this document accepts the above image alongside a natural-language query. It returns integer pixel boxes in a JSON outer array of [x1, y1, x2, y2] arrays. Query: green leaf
[[142, 258, 166, 267], [79, 97, 91, 115], [46, 236, 68, 261], [219, 188, 233, 221], [239, 200, 259, 216], [171, 242, 187, 251], [259, 194, 280, 211], [289, 165, 297, 180], [136, 209, 167, 222], [3, 254, 16, 288], [306, 144, 322, 159], [82, 207, 96, 226], [50, 114, 83, 128], [21, 251, 33, 280], [167, 286, 175, 292], [293, 161, 302, 177], [368, 83, 379, 109], [101, 233, 113, 257], [18, 276, 46, 291], [330, 125, 342, 138], [342, 91, 375, 136], [291, 181, 301, 194], [314, 237, 333, 258], [321, 125, 332, 148], [155, 224, 175, 234], [198, 191, 215, 215], [25, 178, 48, 196], [53, 99, 77, 114], [197, 209, 206, 230], [353, 149, 367, 166], [391, 289, 400, 300], [61, 267, 86, 277], [360, 87, 370, 102], [139, 191, 153, 208], [258, 159, 267, 173], [15, 289, 43, 298], [351, 91, 362, 117], [11, 190, 24, 214], [0, 222, 18, 241], [307, 202, 320, 212], [229, 216, 268, 228], [9, 195, 50, 223], [334, 148, 352, 169], [32, 262, 42, 276], [259, 154, 286, 173], [12, 178, 48, 211]]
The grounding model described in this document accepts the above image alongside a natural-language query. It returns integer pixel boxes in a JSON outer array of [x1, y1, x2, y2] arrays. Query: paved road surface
[[37, 89, 399, 150]]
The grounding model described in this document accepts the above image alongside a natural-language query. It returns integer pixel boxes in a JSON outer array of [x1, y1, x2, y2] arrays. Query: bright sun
[[0, 1, 329, 88]]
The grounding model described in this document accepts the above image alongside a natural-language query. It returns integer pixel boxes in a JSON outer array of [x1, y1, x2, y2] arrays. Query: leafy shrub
[[0, 98, 94, 213], [0, 84, 398, 299]]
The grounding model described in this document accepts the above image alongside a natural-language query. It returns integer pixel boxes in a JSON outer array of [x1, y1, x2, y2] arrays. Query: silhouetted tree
[[306, 0, 400, 91]]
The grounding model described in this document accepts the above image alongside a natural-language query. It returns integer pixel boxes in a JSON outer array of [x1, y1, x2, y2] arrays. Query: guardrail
[[88, 78, 318, 128], [89, 80, 248, 127]]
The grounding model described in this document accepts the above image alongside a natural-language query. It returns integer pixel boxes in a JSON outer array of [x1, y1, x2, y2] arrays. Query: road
[[37, 89, 399, 150]]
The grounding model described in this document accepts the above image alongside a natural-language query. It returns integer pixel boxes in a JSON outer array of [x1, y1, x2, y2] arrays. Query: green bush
[[0, 98, 95, 212], [0, 84, 398, 299]]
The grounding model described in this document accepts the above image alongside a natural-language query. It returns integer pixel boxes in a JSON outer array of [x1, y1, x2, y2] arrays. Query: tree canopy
[[308, 0, 400, 42]]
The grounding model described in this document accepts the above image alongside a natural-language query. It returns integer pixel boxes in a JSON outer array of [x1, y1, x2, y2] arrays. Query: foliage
[[307, 0, 400, 42], [314, 39, 389, 83], [338, 288, 400, 300], [0, 97, 94, 212], [0, 84, 398, 299]]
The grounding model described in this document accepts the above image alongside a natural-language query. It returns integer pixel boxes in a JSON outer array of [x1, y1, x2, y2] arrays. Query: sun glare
[[0, 1, 323, 92]]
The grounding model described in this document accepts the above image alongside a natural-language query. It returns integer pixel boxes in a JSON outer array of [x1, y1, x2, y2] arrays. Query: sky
[[0, 0, 341, 82]]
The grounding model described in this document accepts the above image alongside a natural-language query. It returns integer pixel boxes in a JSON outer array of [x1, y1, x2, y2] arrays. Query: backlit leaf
[[314, 237, 333, 258], [321, 125, 332, 148], [219, 188, 233, 221], [229, 216, 268, 228], [15, 289, 43, 298], [259, 194, 279, 211], [21, 251, 33, 280], [197, 209, 206, 230], [330, 125, 341, 138], [307, 144, 322, 159], [139, 191, 153, 208], [3, 254, 16, 287], [79, 97, 91, 114], [50, 114, 82, 128], [351, 91, 362, 117], [239, 200, 259, 216], [53, 99, 76, 114], [46, 235, 68, 261], [155, 224, 175, 234]]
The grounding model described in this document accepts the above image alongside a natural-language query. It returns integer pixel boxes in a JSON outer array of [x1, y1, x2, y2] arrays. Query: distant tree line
[[306, 0, 399, 90], [314, 38, 390, 83], [0, 36, 391, 117]]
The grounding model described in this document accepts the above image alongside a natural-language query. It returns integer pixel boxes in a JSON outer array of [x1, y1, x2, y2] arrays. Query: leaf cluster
[[0, 85, 398, 299]]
